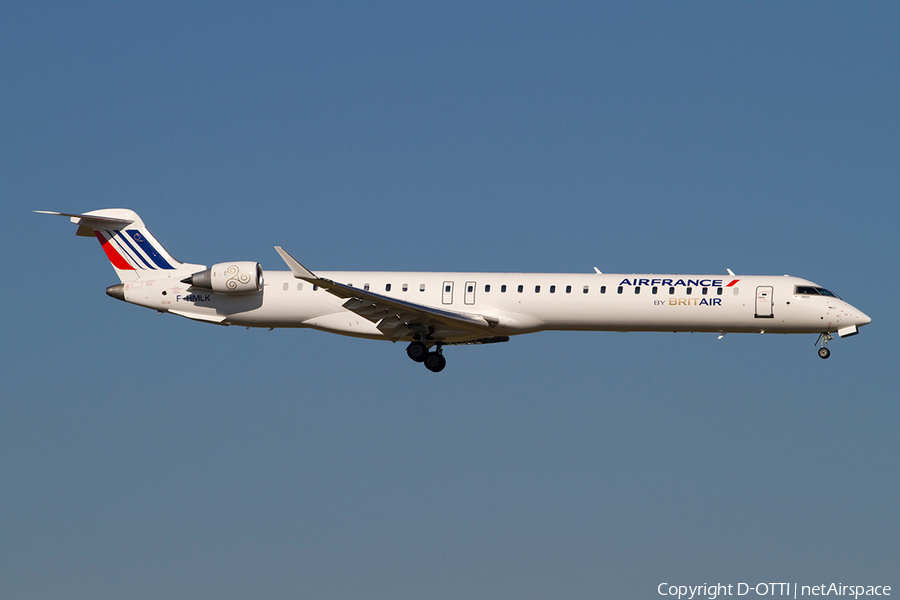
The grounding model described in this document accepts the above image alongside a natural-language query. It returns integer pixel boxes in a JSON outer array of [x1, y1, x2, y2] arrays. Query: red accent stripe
[[726, 279, 740, 287], [94, 231, 134, 270]]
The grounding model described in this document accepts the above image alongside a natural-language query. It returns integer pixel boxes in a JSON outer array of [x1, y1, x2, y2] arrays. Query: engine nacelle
[[182, 262, 263, 294]]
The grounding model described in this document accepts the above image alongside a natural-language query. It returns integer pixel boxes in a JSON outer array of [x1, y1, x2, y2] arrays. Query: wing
[[274, 246, 499, 340]]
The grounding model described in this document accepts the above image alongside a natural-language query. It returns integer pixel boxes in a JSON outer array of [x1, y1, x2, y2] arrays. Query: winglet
[[274, 246, 317, 280]]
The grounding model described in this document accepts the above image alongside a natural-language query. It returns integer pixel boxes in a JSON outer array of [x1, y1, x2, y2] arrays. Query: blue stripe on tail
[[126, 229, 174, 269], [112, 230, 155, 269]]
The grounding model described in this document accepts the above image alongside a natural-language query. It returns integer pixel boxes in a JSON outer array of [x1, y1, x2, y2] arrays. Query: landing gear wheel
[[424, 352, 446, 373], [815, 332, 833, 359], [406, 341, 428, 362]]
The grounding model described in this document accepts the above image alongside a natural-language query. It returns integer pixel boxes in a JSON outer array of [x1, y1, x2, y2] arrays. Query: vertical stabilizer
[[36, 209, 204, 282]]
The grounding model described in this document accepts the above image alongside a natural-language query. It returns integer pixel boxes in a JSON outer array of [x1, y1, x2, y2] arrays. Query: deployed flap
[[274, 246, 498, 338]]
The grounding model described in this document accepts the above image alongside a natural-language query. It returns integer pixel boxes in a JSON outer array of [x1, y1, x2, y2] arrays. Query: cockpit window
[[794, 285, 841, 299]]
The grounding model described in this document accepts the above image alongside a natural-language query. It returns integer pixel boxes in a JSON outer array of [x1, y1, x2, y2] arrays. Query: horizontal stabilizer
[[35, 210, 135, 231]]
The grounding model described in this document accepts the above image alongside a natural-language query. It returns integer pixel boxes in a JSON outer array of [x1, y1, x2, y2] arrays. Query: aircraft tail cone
[[106, 283, 125, 301]]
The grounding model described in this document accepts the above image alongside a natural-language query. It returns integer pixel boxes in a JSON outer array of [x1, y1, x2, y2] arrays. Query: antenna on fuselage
[[593, 267, 602, 274], [726, 268, 735, 276]]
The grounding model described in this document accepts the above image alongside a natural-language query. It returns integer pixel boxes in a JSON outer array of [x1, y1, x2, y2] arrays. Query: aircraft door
[[442, 281, 454, 304], [755, 286, 774, 318], [464, 281, 476, 305]]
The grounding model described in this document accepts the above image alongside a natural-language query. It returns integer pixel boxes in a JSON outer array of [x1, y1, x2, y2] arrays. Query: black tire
[[424, 352, 446, 372], [407, 341, 428, 362], [818, 347, 831, 359]]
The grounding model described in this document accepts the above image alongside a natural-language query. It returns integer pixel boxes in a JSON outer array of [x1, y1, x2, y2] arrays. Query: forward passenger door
[[755, 286, 773, 318]]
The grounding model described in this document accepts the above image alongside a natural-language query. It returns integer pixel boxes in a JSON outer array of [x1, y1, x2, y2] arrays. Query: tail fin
[[37, 209, 204, 282]]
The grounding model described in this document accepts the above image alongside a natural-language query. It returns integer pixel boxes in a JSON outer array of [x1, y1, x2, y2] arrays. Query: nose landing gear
[[815, 332, 833, 359]]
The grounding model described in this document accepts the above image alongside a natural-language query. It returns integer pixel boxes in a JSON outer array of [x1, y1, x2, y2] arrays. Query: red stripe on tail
[[94, 231, 134, 270]]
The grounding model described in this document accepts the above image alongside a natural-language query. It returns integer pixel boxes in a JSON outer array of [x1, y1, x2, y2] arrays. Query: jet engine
[[182, 262, 263, 294]]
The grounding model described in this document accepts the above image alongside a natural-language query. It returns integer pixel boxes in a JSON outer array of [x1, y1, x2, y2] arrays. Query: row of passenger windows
[[478, 285, 732, 295], [282, 281, 740, 296]]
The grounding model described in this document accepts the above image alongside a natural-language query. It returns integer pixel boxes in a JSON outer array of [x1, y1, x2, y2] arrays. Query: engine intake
[[182, 262, 263, 294]]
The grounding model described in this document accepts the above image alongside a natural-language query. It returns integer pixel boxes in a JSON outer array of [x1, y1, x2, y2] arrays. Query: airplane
[[38, 208, 871, 372]]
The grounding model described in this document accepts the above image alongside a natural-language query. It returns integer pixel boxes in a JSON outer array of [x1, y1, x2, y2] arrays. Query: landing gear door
[[442, 281, 454, 305], [464, 281, 476, 305], [755, 286, 774, 318]]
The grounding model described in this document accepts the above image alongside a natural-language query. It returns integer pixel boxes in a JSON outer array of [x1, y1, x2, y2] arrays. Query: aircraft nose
[[854, 308, 872, 327]]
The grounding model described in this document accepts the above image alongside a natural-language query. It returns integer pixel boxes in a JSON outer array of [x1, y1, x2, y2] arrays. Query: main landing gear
[[816, 332, 833, 359], [406, 340, 446, 372]]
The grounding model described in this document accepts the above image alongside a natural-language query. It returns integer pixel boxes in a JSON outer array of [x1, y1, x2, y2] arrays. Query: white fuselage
[[120, 270, 871, 342], [40, 209, 872, 369]]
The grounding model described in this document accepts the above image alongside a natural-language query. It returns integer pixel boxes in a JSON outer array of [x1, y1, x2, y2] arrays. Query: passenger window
[[550, 285, 556, 293], [652, 286, 658, 294], [297, 283, 303, 291], [386, 283, 392, 292], [717, 287, 723, 295], [733, 287, 740, 295], [283, 282, 288, 291], [600, 285, 606, 294], [313, 285, 318, 291], [686, 287, 692, 295], [566, 285, 572, 294], [364, 284, 370, 291], [669, 287, 675, 295], [617, 286, 623, 294], [501, 285, 507, 293], [485, 284, 491, 292], [702, 287, 708, 295], [518, 285, 524, 293], [583, 286, 589, 294], [420, 284, 425, 292], [535, 285, 540, 293], [635, 287, 641, 294], [402, 284, 408, 292]]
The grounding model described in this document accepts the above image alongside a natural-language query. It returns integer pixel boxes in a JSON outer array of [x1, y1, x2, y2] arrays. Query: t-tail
[[36, 209, 205, 287]]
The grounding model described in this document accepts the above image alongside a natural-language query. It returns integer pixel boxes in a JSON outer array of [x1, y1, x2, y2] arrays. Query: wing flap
[[168, 309, 228, 324]]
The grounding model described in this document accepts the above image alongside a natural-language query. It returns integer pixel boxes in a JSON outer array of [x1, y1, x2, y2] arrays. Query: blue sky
[[2, 3, 898, 598]]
